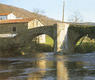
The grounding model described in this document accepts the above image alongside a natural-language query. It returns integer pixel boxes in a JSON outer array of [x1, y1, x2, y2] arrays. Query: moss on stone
[[69, 24, 95, 38]]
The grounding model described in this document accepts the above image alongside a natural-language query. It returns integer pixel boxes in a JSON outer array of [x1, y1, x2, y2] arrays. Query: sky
[[0, 0, 95, 22]]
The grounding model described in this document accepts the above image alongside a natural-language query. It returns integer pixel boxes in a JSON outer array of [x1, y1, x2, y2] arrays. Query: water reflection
[[66, 53, 95, 80], [0, 52, 95, 80], [56, 55, 68, 80], [27, 53, 55, 80], [27, 53, 69, 80]]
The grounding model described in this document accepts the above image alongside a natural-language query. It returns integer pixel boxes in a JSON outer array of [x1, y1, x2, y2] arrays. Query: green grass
[[45, 35, 54, 47]]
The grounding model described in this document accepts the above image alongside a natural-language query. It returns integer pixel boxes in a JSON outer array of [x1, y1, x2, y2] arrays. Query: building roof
[[0, 18, 34, 24], [0, 13, 11, 16], [0, 3, 60, 25]]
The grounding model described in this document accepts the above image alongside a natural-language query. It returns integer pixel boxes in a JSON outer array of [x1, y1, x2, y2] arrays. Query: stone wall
[[28, 19, 46, 43], [0, 22, 28, 34]]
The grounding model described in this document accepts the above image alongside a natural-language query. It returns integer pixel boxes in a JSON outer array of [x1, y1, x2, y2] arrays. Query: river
[[0, 52, 95, 80]]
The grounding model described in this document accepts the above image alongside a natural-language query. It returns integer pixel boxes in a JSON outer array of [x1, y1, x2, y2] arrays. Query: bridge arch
[[32, 34, 54, 44], [75, 35, 95, 52], [26, 26, 56, 41], [73, 31, 95, 49], [15, 25, 57, 51], [65, 25, 95, 53], [14, 23, 95, 53], [32, 34, 54, 52]]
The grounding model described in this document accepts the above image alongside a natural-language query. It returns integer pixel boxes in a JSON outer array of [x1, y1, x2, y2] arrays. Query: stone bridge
[[15, 23, 95, 53]]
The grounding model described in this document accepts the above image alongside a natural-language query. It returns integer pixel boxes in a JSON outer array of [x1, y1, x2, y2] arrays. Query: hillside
[[0, 3, 60, 25]]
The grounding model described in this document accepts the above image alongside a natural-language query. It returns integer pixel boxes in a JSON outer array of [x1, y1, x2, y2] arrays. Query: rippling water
[[0, 52, 95, 80]]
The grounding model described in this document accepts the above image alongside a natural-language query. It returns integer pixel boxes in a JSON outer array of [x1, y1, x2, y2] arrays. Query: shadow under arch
[[33, 34, 54, 45], [31, 34, 54, 52]]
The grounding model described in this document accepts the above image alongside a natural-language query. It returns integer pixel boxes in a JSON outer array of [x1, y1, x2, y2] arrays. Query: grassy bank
[[0, 38, 21, 57], [0, 35, 54, 57]]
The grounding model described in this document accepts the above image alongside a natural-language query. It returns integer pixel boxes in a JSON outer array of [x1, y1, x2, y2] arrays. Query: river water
[[0, 52, 95, 80]]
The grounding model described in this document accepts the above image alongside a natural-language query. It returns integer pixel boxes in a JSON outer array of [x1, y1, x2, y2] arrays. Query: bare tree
[[32, 8, 45, 14], [68, 11, 83, 23]]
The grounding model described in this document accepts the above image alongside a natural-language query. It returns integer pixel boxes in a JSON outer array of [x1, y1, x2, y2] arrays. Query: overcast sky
[[0, 0, 95, 22]]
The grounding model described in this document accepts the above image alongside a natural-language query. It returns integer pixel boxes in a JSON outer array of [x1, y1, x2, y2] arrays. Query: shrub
[[75, 42, 95, 53]]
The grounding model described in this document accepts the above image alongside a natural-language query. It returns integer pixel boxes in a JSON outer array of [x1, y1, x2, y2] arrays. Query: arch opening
[[75, 35, 95, 53], [32, 34, 54, 52], [22, 33, 54, 52]]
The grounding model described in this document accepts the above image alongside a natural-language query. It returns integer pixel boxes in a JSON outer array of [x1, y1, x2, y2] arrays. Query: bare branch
[[32, 8, 45, 14], [68, 11, 83, 23]]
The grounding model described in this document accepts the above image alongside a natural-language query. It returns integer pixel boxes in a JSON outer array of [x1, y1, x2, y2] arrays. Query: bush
[[32, 44, 53, 52], [75, 42, 95, 53]]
